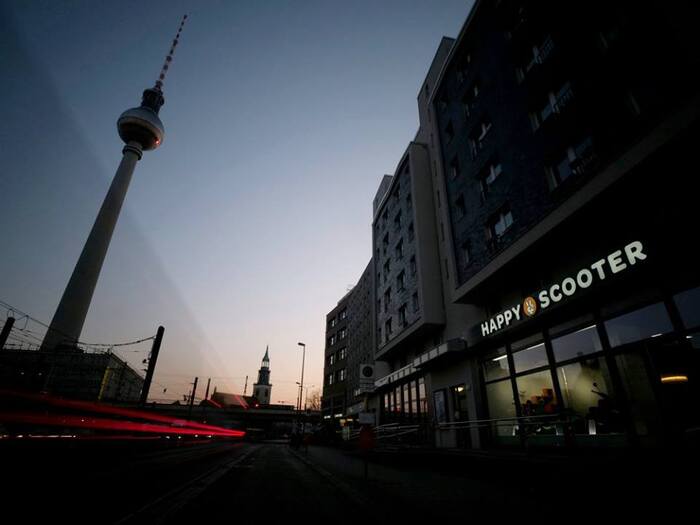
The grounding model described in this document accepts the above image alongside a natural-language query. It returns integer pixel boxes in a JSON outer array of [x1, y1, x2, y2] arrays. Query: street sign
[[359, 412, 375, 425]]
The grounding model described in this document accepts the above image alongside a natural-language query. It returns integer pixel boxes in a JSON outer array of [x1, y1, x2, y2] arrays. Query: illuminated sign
[[480, 241, 647, 337]]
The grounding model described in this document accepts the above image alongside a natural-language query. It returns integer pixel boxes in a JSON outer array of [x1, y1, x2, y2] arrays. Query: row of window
[[327, 327, 347, 347], [326, 346, 347, 367], [327, 309, 347, 329], [378, 293, 420, 345], [377, 189, 413, 234], [381, 377, 428, 421], [326, 368, 346, 385]]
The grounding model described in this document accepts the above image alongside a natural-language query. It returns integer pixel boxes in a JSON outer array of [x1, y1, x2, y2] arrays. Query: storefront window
[[419, 377, 427, 414], [551, 325, 602, 363], [482, 346, 509, 381], [394, 386, 402, 414], [615, 352, 659, 438], [411, 381, 419, 415], [512, 342, 548, 373], [516, 370, 558, 416], [403, 383, 410, 415], [557, 357, 622, 435], [605, 302, 673, 347], [674, 286, 700, 330], [486, 380, 516, 437]]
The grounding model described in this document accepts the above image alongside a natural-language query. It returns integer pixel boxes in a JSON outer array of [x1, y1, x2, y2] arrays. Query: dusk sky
[[0, 0, 472, 404]]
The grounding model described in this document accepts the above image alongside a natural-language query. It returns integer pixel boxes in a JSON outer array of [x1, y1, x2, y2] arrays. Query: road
[[4, 439, 696, 522]]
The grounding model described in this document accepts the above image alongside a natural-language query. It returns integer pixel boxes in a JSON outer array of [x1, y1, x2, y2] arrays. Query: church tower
[[253, 346, 272, 405]]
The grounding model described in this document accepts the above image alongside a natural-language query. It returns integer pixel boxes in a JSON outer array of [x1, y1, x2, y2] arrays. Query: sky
[[0, 0, 472, 405]]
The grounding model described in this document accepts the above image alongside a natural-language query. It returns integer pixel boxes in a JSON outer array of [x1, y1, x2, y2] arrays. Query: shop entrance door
[[647, 336, 700, 441], [451, 384, 471, 448]]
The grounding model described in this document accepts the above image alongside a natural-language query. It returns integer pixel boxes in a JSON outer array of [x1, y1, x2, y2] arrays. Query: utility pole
[[204, 377, 211, 400], [0, 317, 15, 350], [188, 376, 198, 419], [243, 375, 248, 395], [139, 325, 164, 406]]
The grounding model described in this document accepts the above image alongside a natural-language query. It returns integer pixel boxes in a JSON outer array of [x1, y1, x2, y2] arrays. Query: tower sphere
[[117, 106, 164, 151]]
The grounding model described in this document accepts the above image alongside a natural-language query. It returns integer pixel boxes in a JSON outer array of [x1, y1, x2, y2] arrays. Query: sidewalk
[[293, 444, 531, 518], [295, 442, 699, 515]]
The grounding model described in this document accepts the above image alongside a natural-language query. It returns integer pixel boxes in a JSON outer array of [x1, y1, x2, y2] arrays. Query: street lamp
[[297, 342, 306, 412]]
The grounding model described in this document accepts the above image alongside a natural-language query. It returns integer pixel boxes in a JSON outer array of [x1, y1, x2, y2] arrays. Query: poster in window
[[433, 389, 447, 423]]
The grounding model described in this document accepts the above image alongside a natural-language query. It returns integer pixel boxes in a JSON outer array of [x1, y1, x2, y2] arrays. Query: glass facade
[[604, 302, 673, 347], [480, 289, 700, 447], [380, 376, 428, 424]]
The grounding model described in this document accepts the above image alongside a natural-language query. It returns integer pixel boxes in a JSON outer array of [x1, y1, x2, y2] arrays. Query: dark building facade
[[0, 347, 144, 402], [322, 260, 376, 422], [345, 261, 375, 418], [322, 289, 352, 419], [418, 0, 700, 448]]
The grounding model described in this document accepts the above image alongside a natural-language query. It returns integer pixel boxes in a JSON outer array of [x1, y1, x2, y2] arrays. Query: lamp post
[[297, 342, 306, 412]]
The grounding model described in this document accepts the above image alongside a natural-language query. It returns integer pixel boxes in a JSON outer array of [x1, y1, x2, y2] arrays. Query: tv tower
[[40, 16, 188, 352]]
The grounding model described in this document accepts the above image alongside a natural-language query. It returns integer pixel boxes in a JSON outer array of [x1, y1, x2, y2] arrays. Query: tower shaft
[[41, 142, 143, 351]]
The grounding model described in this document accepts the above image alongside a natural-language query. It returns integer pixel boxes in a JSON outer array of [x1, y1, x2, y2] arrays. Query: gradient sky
[[0, 0, 472, 404]]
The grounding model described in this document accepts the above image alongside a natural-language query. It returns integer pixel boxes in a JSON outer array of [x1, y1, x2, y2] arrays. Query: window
[[329, 335, 336, 346], [450, 157, 460, 179], [339, 327, 346, 340], [512, 341, 548, 373], [398, 303, 407, 327], [385, 318, 393, 342], [529, 81, 574, 130], [516, 35, 554, 82], [328, 317, 336, 328], [394, 211, 402, 231], [410, 256, 417, 276], [486, 205, 514, 244], [395, 239, 404, 259], [445, 121, 455, 143], [338, 369, 346, 382], [470, 119, 492, 158], [412, 292, 419, 312], [339, 347, 346, 360], [383, 259, 390, 282], [382, 233, 389, 255], [604, 303, 673, 347], [328, 354, 335, 366], [547, 136, 595, 187], [396, 271, 405, 292], [327, 373, 334, 385], [408, 223, 415, 241], [460, 241, 471, 266], [557, 357, 623, 434], [674, 286, 700, 329], [455, 194, 466, 218], [482, 347, 509, 382], [551, 325, 602, 362], [517, 370, 558, 416], [479, 161, 502, 201], [438, 91, 448, 112], [339, 309, 347, 320], [384, 287, 391, 312], [463, 80, 479, 118], [486, 380, 517, 436]]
